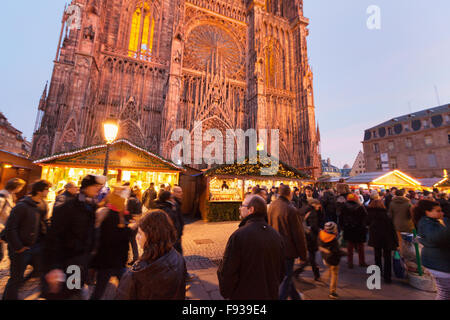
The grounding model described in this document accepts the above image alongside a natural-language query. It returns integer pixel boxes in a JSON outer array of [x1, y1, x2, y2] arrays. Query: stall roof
[[318, 176, 349, 183], [33, 139, 184, 172], [203, 156, 310, 180], [417, 178, 443, 188], [434, 177, 450, 188], [345, 170, 421, 187], [0, 149, 41, 170]]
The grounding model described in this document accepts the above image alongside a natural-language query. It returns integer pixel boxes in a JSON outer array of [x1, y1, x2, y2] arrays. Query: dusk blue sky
[[1, 1, 449, 167]]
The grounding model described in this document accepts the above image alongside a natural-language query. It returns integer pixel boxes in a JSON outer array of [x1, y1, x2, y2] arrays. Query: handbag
[[393, 250, 406, 279]]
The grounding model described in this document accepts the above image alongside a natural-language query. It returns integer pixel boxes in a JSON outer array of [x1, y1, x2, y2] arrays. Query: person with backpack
[[0, 178, 26, 263]]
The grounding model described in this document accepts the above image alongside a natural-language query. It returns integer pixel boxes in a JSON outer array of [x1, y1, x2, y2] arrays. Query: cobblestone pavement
[[0, 219, 438, 300]]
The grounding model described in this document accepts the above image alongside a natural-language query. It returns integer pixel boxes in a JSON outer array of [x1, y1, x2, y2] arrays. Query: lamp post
[[103, 119, 119, 176]]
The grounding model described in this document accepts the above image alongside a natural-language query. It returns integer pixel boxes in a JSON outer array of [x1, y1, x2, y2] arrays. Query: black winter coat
[[54, 191, 76, 209], [127, 197, 142, 215], [367, 207, 398, 250], [155, 200, 183, 240], [299, 205, 325, 251], [339, 201, 368, 243], [217, 214, 285, 300], [384, 193, 394, 210], [321, 191, 337, 221], [116, 248, 186, 300], [91, 209, 132, 269], [5, 196, 47, 251], [319, 230, 344, 266], [44, 194, 97, 271]]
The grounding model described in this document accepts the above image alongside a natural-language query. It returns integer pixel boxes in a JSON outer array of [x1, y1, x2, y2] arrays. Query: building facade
[[31, 0, 320, 176], [321, 158, 341, 177], [0, 112, 31, 157], [350, 150, 365, 177], [363, 104, 450, 178]]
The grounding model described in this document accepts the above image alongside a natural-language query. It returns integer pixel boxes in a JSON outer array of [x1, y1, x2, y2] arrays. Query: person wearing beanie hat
[[319, 221, 346, 300], [43, 175, 105, 300]]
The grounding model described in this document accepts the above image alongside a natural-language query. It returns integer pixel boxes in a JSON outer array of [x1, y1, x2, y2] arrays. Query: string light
[[34, 139, 184, 171]]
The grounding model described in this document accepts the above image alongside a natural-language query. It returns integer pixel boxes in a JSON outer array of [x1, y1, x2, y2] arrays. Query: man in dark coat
[[268, 185, 308, 300], [339, 193, 368, 268], [384, 187, 397, 210], [170, 187, 185, 254], [155, 191, 183, 243], [43, 175, 105, 300], [2, 180, 51, 300], [53, 182, 77, 208], [142, 183, 157, 210], [321, 187, 337, 223], [218, 195, 285, 300], [299, 186, 316, 209]]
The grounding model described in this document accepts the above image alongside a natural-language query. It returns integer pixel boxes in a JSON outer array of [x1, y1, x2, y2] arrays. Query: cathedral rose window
[[184, 24, 241, 77]]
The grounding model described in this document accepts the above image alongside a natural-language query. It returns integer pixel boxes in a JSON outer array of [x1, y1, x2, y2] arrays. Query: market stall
[[345, 170, 422, 190], [198, 158, 310, 221], [434, 170, 450, 192], [33, 139, 183, 202], [0, 150, 42, 198]]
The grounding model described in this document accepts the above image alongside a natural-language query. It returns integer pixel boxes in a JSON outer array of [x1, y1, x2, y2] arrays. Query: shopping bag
[[393, 250, 406, 279]]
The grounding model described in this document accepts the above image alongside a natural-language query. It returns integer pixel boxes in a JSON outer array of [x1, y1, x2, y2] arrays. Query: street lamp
[[103, 119, 119, 176]]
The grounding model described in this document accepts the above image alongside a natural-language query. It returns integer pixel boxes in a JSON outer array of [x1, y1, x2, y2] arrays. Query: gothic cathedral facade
[[32, 0, 321, 176]]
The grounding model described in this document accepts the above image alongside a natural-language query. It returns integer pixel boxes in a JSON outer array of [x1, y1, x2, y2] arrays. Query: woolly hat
[[324, 221, 338, 234], [347, 193, 359, 202], [81, 175, 106, 190]]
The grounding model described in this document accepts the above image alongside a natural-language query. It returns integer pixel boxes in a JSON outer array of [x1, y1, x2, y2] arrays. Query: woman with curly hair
[[115, 209, 186, 300]]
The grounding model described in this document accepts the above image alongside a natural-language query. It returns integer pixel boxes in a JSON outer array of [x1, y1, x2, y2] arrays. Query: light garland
[[33, 139, 184, 171]]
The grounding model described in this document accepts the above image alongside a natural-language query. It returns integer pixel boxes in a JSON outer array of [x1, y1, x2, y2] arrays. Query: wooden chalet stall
[[198, 158, 310, 222], [0, 150, 42, 198], [33, 139, 183, 203], [345, 170, 422, 190]]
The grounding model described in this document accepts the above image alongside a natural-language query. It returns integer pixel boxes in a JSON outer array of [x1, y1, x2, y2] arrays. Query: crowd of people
[[0, 175, 449, 300], [220, 181, 450, 300], [0, 176, 190, 300]]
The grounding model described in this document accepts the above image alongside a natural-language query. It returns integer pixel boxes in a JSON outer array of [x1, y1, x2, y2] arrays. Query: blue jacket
[[418, 217, 450, 273]]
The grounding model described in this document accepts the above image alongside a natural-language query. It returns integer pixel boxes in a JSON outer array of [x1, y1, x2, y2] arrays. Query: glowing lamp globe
[[103, 121, 119, 144], [257, 142, 265, 151]]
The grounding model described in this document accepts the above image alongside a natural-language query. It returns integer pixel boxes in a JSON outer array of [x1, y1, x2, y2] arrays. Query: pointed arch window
[[265, 41, 285, 89], [128, 3, 156, 60]]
